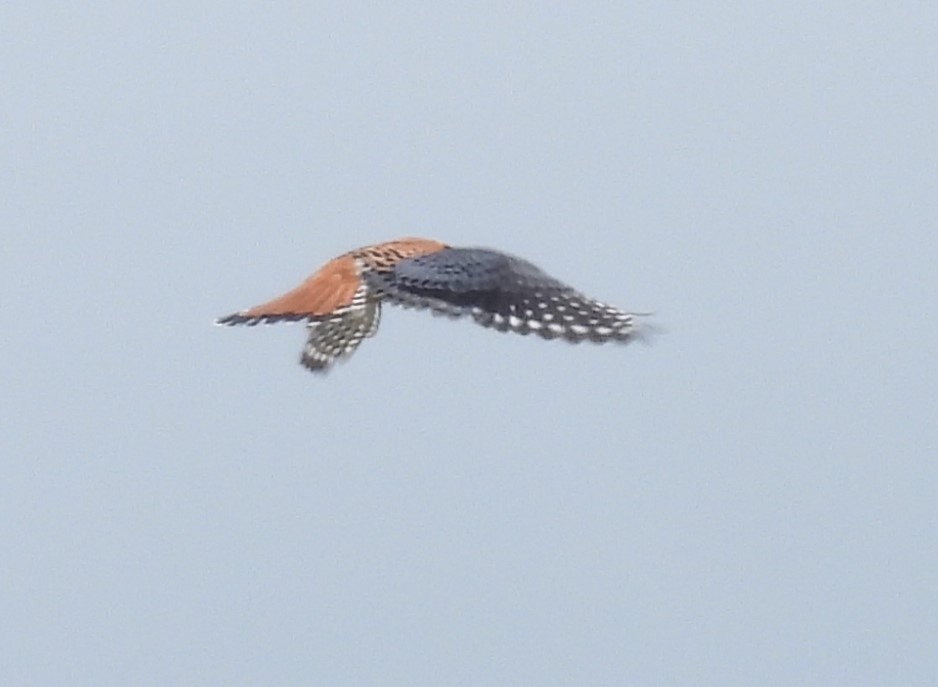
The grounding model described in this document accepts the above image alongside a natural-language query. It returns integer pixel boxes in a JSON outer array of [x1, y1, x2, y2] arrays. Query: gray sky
[[3, 3, 937, 685]]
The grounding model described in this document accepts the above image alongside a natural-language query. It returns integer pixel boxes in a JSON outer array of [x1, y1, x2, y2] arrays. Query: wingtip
[[628, 313, 663, 344]]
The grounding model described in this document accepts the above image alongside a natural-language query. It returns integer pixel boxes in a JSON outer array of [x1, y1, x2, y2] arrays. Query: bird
[[215, 237, 650, 373]]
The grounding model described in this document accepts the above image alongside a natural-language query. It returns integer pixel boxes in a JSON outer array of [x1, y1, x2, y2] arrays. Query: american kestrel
[[216, 238, 650, 373]]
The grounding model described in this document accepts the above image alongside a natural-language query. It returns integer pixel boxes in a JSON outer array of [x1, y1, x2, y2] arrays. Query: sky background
[[3, 3, 937, 685]]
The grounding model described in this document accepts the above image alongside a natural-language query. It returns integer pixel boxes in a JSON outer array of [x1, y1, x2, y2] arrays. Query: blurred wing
[[300, 301, 381, 372], [367, 247, 638, 343]]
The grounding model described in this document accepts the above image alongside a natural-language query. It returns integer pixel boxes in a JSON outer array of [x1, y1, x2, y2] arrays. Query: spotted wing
[[367, 247, 638, 343], [299, 301, 381, 372]]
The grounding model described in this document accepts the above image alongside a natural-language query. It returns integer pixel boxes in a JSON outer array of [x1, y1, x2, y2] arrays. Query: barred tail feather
[[214, 255, 362, 326]]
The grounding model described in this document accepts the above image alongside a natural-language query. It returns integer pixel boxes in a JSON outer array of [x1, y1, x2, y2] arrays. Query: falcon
[[216, 238, 650, 372]]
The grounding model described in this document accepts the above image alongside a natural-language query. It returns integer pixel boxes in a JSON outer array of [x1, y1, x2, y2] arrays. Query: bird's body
[[216, 238, 648, 372]]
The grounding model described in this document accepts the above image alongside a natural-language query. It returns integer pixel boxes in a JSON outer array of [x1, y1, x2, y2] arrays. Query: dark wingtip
[[299, 355, 332, 374]]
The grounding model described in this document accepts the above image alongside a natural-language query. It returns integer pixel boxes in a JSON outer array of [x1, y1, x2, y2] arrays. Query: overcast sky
[[3, 3, 937, 685]]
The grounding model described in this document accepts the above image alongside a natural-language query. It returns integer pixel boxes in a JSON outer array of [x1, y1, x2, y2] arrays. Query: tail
[[215, 254, 363, 326]]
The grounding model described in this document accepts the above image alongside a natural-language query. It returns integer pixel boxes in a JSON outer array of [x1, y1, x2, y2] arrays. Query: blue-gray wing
[[365, 247, 639, 343]]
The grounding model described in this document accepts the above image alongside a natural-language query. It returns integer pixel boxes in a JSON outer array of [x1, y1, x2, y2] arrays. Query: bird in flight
[[216, 237, 650, 373]]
